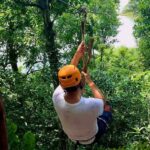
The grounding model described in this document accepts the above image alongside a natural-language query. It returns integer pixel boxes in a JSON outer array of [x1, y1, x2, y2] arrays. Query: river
[[113, 0, 137, 48]]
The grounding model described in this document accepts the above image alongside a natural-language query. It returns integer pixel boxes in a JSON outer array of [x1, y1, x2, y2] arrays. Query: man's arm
[[82, 72, 112, 112], [82, 71, 106, 104], [71, 41, 85, 66]]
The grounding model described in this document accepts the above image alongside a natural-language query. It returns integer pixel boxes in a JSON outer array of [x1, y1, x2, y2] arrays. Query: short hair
[[64, 82, 83, 92]]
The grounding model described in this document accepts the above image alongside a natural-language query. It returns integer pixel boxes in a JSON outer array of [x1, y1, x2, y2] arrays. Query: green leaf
[[23, 131, 36, 150]]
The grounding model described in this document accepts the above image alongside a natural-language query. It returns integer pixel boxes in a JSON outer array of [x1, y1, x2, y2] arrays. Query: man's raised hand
[[76, 41, 86, 57]]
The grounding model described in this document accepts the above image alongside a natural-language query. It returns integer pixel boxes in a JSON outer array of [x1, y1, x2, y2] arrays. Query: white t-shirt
[[52, 85, 104, 144]]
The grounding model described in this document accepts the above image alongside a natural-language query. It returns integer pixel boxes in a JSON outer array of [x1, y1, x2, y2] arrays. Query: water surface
[[113, 0, 137, 48]]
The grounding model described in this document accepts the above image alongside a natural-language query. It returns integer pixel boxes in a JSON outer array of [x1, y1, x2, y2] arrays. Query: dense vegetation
[[0, 0, 149, 149], [123, 0, 150, 69]]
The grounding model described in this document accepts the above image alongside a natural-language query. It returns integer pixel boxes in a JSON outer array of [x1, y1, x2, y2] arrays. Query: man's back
[[52, 86, 104, 142]]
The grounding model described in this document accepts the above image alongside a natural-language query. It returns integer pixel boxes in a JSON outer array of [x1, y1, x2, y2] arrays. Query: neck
[[64, 89, 81, 104]]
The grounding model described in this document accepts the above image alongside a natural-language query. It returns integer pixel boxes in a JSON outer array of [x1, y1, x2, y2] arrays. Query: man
[[52, 41, 112, 145]]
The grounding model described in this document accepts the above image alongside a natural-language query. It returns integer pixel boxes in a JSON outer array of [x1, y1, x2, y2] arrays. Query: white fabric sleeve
[[90, 98, 104, 116], [52, 85, 64, 101], [97, 99, 104, 116]]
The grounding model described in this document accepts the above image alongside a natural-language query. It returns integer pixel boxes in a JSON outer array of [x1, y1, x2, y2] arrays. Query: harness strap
[[74, 135, 95, 145], [97, 116, 109, 129]]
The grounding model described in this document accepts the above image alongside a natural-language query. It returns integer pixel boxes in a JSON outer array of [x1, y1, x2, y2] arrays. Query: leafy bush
[[1, 46, 149, 149], [7, 119, 35, 150]]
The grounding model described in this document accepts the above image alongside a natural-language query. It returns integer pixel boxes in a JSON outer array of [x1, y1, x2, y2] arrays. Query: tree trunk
[[100, 47, 104, 62], [42, 9, 59, 88], [8, 43, 18, 72], [0, 96, 8, 150], [7, 21, 18, 72]]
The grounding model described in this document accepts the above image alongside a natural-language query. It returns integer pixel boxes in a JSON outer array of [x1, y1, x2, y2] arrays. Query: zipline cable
[[80, 7, 87, 42]]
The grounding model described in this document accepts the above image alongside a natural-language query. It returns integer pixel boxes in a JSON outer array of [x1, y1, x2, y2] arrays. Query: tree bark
[[7, 21, 18, 72], [41, 3, 67, 149], [100, 47, 104, 62], [8, 42, 18, 72], [42, 8, 59, 88], [0, 96, 8, 150]]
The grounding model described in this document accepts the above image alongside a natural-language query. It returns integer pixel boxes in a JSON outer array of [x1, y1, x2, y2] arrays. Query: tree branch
[[26, 69, 42, 75], [25, 60, 44, 75]]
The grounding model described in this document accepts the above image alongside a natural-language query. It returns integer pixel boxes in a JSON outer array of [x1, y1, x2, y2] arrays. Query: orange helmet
[[58, 65, 81, 88]]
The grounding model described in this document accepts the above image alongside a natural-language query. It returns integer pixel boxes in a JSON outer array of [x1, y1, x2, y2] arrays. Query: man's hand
[[104, 104, 112, 112], [76, 41, 86, 58]]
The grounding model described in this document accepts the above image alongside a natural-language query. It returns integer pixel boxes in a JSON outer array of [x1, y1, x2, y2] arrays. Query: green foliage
[[122, 0, 139, 18], [7, 119, 20, 149], [122, 0, 150, 69], [133, 0, 150, 69], [88, 0, 119, 43], [23, 131, 36, 150], [55, 0, 119, 66], [56, 0, 119, 45], [0, 0, 149, 149], [1, 47, 149, 149], [7, 119, 35, 150]]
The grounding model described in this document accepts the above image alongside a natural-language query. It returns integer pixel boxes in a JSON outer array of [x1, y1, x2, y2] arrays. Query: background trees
[[134, 0, 150, 69], [124, 0, 150, 69]]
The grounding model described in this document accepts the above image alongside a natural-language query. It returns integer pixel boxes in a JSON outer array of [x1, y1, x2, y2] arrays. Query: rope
[[80, 7, 87, 42], [79, 7, 94, 73], [82, 38, 94, 73], [58, 0, 95, 72]]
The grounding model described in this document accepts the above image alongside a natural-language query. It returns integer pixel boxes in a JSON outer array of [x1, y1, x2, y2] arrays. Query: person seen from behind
[[52, 41, 112, 145]]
